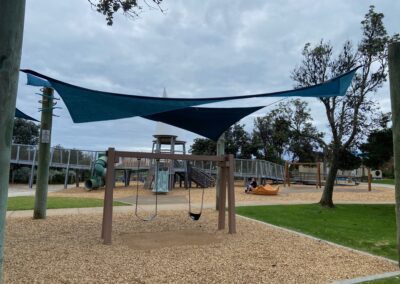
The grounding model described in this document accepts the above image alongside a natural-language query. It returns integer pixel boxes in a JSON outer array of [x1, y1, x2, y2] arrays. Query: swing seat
[[189, 212, 202, 221]]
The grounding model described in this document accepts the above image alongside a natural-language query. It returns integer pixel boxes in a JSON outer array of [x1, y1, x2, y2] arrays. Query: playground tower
[[144, 134, 188, 192]]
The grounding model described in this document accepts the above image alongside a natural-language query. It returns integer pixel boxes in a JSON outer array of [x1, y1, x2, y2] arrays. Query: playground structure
[[284, 162, 322, 188], [10, 143, 285, 190], [142, 134, 215, 192], [101, 148, 237, 244], [284, 161, 374, 190]]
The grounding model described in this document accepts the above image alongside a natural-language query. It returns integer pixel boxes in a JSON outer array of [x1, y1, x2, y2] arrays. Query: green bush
[[48, 169, 76, 184], [12, 167, 31, 183]]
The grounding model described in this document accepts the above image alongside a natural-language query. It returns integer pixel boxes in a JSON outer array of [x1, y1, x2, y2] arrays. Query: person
[[245, 178, 257, 193], [250, 178, 257, 189]]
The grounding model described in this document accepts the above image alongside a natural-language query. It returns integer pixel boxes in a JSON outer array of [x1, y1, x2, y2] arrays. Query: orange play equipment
[[251, 184, 280, 195]]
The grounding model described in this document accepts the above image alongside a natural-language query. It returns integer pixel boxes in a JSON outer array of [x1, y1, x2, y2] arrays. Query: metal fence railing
[[10, 144, 285, 188]]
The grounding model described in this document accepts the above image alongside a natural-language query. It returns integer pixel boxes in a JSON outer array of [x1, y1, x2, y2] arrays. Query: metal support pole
[[16, 145, 20, 163], [33, 87, 54, 219], [388, 42, 400, 266], [216, 133, 225, 210], [63, 150, 71, 189], [29, 148, 37, 189]]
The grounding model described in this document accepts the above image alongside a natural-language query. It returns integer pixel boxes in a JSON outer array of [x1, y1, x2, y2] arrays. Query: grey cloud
[[17, 0, 399, 151]]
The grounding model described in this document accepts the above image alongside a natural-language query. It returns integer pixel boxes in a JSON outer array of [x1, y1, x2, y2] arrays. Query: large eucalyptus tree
[[292, 6, 399, 207]]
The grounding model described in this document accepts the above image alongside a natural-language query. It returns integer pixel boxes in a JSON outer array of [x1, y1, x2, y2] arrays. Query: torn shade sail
[[15, 108, 38, 122], [144, 106, 264, 141], [21, 67, 359, 123]]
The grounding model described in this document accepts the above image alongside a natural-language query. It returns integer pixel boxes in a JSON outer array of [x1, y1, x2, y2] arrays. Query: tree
[[190, 124, 254, 158], [291, 6, 399, 207], [190, 138, 216, 156], [253, 99, 323, 163], [225, 124, 254, 159], [12, 118, 39, 145], [360, 128, 393, 169], [284, 99, 324, 162], [88, 0, 164, 25], [336, 149, 362, 171], [253, 110, 290, 163]]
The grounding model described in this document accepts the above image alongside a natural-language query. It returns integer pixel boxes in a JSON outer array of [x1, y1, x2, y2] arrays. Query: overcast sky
[[16, 0, 399, 152]]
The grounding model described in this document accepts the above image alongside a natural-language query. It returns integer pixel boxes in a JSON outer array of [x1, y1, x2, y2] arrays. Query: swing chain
[[135, 158, 158, 221]]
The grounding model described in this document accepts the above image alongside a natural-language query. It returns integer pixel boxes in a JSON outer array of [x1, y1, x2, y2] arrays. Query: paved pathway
[[7, 184, 77, 197]]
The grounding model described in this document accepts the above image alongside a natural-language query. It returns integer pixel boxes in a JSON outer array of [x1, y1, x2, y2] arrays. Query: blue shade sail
[[15, 108, 38, 122], [21, 68, 359, 123], [26, 73, 52, 88], [144, 106, 264, 141]]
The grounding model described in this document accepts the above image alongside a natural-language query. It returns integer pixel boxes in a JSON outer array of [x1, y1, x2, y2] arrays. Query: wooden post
[[33, 87, 54, 219], [284, 162, 287, 187], [284, 162, 291, 187], [368, 168, 372, 192], [102, 148, 116, 245], [216, 133, 225, 210], [388, 42, 400, 266], [227, 154, 236, 234], [0, 1, 27, 281], [317, 162, 321, 189], [123, 170, 129, 187], [217, 161, 226, 230]]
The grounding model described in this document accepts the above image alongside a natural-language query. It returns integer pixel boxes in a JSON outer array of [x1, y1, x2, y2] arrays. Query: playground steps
[[177, 165, 215, 188]]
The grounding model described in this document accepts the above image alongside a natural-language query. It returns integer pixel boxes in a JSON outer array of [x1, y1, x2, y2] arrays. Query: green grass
[[361, 275, 400, 283], [372, 179, 395, 185], [236, 204, 397, 260], [7, 196, 128, 211]]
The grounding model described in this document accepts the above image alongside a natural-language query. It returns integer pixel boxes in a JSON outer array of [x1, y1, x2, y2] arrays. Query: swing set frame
[[101, 147, 236, 245]]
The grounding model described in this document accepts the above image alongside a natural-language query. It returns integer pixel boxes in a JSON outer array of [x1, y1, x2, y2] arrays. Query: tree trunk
[[319, 154, 339, 207], [0, 1, 26, 282]]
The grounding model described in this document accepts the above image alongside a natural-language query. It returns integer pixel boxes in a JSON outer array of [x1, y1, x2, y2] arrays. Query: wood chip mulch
[[4, 210, 398, 283]]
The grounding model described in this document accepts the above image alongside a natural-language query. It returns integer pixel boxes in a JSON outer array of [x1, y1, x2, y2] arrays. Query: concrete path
[[117, 195, 187, 205], [371, 183, 395, 189], [5, 204, 198, 219], [7, 183, 76, 197]]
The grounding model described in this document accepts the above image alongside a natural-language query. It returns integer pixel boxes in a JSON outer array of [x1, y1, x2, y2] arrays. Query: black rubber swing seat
[[189, 212, 201, 221]]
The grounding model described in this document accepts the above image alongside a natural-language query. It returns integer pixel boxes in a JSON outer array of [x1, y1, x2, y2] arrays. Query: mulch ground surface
[[5, 210, 397, 283]]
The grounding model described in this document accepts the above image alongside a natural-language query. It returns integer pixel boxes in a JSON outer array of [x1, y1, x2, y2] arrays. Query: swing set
[[101, 148, 236, 245], [134, 158, 205, 221]]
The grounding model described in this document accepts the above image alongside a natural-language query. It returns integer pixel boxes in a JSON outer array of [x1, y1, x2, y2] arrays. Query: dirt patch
[[119, 229, 222, 250]]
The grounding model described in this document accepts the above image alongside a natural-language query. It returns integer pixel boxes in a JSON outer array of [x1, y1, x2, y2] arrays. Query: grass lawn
[[372, 179, 395, 185], [236, 204, 397, 260], [361, 275, 400, 283], [7, 196, 128, 211]]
